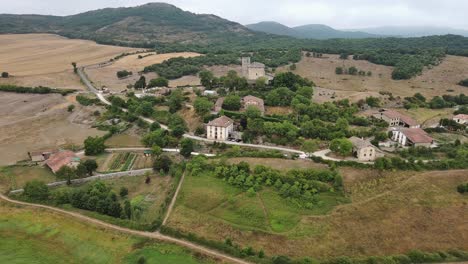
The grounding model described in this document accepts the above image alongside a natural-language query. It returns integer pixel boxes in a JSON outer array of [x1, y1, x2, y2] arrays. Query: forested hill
[[0, 3, 260, 46]]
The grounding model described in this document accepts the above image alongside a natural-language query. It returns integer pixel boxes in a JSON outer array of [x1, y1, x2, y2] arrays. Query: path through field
[[0, 193, 251, 264]]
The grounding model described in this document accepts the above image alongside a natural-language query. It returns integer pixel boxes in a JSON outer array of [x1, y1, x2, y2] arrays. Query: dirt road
[[0, 193, 251, 264]]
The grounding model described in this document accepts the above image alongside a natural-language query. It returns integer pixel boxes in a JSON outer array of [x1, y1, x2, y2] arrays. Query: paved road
[[0, 194, 251, 264], [78, 67, 307, 157]]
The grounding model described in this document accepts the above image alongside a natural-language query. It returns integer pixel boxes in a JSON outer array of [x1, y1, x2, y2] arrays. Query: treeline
[[143, 54, 239, 79], [187, 157, 345, 209], [335, 66, 372, 76], [404, 93, 468, 109], [0, 85, 76, 96]]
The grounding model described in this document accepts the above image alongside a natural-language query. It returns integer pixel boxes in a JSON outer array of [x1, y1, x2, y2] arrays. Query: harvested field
[[86, 52, 200, 92], [282, 54, 468, 100], [168, 169, 468, 259], [0, 34, 137, 89], [224, 157, 327, 171], [0, 92, 105, 165]]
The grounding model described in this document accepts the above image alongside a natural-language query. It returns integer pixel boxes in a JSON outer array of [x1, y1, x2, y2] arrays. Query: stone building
[[349, 137, 377, 161], [206, 116, 234, 141], [391, 128, 434, 147], [242, 95, 265, 115], [373, 109, 419, 128], [241, 57, 266, 81]]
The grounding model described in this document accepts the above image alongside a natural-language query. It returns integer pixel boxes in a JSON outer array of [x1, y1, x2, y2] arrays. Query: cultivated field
[[0, 34, 138, 89], [167, 167, 468, 259], [0, 92, 105, 165], [283, 54, 468, 100], [86, 52, 200, 92], [0, 201, 213, 264]]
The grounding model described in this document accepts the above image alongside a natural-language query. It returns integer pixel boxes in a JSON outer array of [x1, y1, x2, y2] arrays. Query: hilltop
[[246, 21, 382, 39], [0, 3, 258, 46]]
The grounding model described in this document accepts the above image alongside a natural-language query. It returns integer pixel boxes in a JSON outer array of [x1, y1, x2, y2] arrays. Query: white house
[[453, 114, 468, 125], [391, 128, 434, 147], [206, 116, 234, 141]]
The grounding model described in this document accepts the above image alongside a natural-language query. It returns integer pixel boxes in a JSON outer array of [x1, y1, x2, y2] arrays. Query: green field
[[0, 202, 214, 264], [171, 172, 348, 234], [0, 166, 56, 192], [167, 167, 468, 259]]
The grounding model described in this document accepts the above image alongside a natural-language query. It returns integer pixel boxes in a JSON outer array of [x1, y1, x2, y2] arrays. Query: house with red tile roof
[[45, 150, 80, 174], [391, 128, 434, 147], [206, 116, 234, 141], [242, 95, 265, 115], [373, 109, 419, 128]]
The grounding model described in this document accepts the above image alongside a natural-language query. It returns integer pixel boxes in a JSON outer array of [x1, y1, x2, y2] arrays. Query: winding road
[[0, 193, 251, 264]]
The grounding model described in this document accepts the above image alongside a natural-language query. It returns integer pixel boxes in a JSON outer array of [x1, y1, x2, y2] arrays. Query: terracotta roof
[[214, 97, 225, 112], [29, 149, 57, 157], [243, 95, 265, 113], [401, 128, 433, 144], [454, 114, 468, 120], [46, 150, 79, 173], [380, 109, 418, 126], [207, 116, 234, 128], [349, 137, 374, 149]]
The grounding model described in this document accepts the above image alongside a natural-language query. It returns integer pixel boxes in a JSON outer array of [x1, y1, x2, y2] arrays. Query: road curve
[[0, 193, 251, 264], [78, 67, 307, 157]]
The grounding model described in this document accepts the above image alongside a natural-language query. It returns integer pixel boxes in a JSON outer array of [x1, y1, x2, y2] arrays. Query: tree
[[84, 136, 106, 156], [83, 159, 98, 175], [137, 256, 147, 264], [301, 140, 319, 156], [290, 63, 297, 71], [339, 53, 349, 60], [180, 138, 194, 158], [335, 67, 344, 74], [23, 180, 49, 201], [222, 95, 241, 111], [167, 89, 184, 113], [365, 96, 381, 107], [245, 106, 262, 119], [148, 77, 168, 88], [151, 145, 163, 157], [348, 66, 358, 75], [199, 70, 214, 88], [193, 97, 213, 117], [266, 87, 295, 106], [153, 155, 172, 174], [134, 76, 146, 89], [255, 77, 267, 89], [116, 70, 132, 78], [120, 187, 129, 197], [124, 200, 132, 219], [71, 62, 77, 73], [67, 104, 75, 112], [56, 166, 77, 185], [1, 72, 9, 78], [76, 164, 88, 178], [330, 138, 353, 156]]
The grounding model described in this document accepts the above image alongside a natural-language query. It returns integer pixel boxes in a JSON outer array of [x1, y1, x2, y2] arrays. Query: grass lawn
[[168, 167, 468, 259], [0, 201, 214, 264], [396, 108, 452, 126], [0, 166, 56, 192], [224, 157, 327, 171]]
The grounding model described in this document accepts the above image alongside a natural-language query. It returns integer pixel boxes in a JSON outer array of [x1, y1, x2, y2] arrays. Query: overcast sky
[[2, 0, 467, 30]]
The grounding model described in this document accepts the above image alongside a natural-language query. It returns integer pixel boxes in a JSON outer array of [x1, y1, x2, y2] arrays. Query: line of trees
[[0, 84, 76, 96]]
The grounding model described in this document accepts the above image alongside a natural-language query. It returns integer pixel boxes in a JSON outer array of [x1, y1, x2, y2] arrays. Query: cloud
[[2, 0, 467, 29]]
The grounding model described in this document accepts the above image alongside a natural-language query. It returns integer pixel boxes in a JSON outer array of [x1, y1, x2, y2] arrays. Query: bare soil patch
[[0, 92, 105, 165], [0, 34, 137, 89], [282, 54, 468, 100], [86, 52, 200, 92]]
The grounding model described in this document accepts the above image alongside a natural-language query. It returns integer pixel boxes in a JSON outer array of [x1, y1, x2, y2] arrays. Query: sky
[[2, 0, 468, 30]]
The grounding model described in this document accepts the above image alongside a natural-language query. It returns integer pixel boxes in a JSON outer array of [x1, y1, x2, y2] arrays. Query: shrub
[[23, 180, 49, 201]]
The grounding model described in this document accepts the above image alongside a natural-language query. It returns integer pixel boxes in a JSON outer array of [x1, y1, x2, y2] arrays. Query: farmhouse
[[391, 128, 434, 147], [242, 95, 265, 115], [349, 137, 377, 161], [206, 116, 234, 141], [453, 114, 468, 125], [28, 149, 57, 162], [373, 109, 419, 128], [45, 150, 81, 174]]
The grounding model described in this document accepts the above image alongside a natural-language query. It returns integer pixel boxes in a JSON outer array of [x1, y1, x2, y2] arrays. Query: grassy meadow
[[0, 201, 214, 264]]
